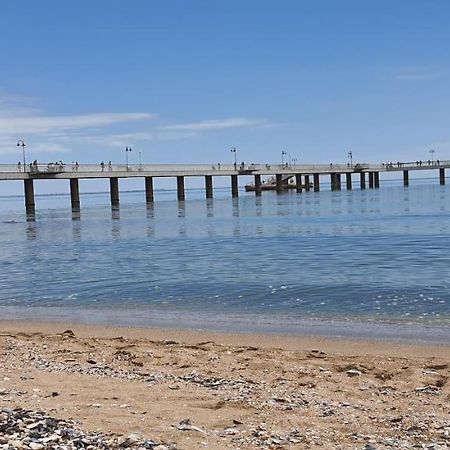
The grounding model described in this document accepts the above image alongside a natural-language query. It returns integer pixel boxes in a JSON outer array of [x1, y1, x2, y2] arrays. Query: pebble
[[0, 408, 175, 449]]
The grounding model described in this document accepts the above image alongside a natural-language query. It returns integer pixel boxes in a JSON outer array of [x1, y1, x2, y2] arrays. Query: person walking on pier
[[17, 161, 21, 172], [101, 161, 105, 172], [108, 161, 112, 171]]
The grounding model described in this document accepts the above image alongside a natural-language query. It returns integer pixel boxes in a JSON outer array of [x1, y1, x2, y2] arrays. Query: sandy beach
[[0, 320, 449, 449]]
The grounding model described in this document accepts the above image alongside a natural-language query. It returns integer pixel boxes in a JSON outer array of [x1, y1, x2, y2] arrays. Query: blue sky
[[1, 0, 450, 175]]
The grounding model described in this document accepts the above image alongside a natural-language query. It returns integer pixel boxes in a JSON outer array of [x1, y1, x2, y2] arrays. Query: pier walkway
[[0, 160, 449, 214]]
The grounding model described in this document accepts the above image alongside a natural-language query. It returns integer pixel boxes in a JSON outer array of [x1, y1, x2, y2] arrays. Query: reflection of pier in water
[[0, 160, 449, 217]]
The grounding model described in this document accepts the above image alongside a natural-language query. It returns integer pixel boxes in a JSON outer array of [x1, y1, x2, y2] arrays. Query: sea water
[[0, 180, 449, 342]]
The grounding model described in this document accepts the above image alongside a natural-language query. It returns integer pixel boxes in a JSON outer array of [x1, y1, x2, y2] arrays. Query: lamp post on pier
[[281, 150, 287, 166], [231, 147, 237, 169], [429, 148, 435, 164], [139, 151, 142, 171], [17, 140, 26, 172], [348, 151, 353, 168], [125, 146, 132, 171]]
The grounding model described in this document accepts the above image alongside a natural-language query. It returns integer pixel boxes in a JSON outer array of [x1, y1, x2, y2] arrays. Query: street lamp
[[139, 151, 142, 170], [429, 149, 435, 164], [348, 151, 353, 168], [281, 150, 287, 166], [17, 140, 26, 172], [231, 147, 237, 167], [125, 146, 132, 170]]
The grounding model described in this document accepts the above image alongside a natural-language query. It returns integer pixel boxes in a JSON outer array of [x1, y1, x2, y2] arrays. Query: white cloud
[[160, 117, 268, 132], [0, 90, 273, 161], [0, 92, 158, 156], [55, 130, 197, 150], [0, 112, 155, 135], [0, 140, 67, 156]]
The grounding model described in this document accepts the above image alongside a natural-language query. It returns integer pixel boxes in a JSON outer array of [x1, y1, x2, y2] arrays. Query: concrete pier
[[368, 172, 374, 189], [110, 178, 119, 206], [403, 170, 409, 187], [231, 175, 239, 197], [205, 175, 213, 199], [254, 174, 262, 196], [276, 174, 283, 193], [360, 172, 366, 189], [177, 176, 185, 201], [295, 174, 302, 193], [313, 173, 320, 192], [2, 160, 450, 217], [69, 178, 80, 209], [24, 179, 35, 212], [346, 173, 352, 190], [145, 176, 154, 203], [374, 172, 380, 188], [304, 175, 310, 191]]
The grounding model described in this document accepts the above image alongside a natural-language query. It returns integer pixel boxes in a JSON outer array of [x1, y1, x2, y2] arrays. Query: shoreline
[[1, 318, 449, 357], [1, 306, 450, 345]]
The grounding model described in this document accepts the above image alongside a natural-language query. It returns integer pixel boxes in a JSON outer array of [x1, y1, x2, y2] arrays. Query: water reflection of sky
[[0, 182, 449, 338]]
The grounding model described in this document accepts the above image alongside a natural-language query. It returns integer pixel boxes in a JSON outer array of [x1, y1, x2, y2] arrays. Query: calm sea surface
[[1, 180, 449, 342]]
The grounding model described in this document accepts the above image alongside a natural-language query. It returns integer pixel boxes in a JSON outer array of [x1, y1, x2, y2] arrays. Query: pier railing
[[384, 160, 450, 170], [1, 161, 449, 176], [0, 162, 380, 174]]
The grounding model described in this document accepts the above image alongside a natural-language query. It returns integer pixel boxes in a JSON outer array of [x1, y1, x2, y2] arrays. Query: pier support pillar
[[276, 174, 283, 193], [374, 172, 380, 188], [360, 172, 366, 190], [231, 175, 239, 197], [330, 173, 337, 191], [205, 175, 213, 199], [346, 173, 352, 190], [145, 177, 154, 203], [69, 178, 80, 209], [304, 175, 310, 191], [24, 179, 35, 213], [177, 176, 185, 201], [313, 173, 320, 192], [368, 172, 374, 189], [110, 177, 120, 206], [440, 168, 445, 185], [254, 174, 262, 196], [336, 173, 341, 190], [295, 174, 302, 193], [403, 170, 409, 187]]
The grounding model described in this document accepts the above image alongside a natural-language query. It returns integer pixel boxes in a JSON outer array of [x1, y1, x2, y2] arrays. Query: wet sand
[[0, 320, 449, 449]]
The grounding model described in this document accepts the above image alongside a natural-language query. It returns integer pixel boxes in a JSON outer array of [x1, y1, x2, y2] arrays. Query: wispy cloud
[[392, 67, 446, 81], [160, 117, 268, 132], [0, 90, 273, 160], [0, 91, 158, 155], [55, 130, 198, 150], [0, 139, 67, 156], [0, 112, 155, 135]]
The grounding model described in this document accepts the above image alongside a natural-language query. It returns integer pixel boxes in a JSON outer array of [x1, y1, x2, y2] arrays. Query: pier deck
[[0, 161, 448, 215], [1, 161, 449, 180]]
